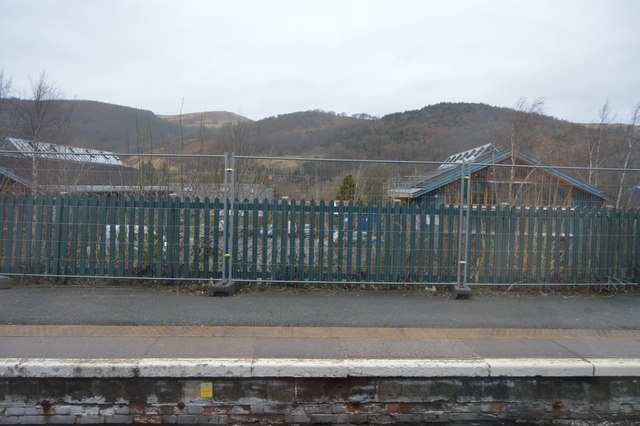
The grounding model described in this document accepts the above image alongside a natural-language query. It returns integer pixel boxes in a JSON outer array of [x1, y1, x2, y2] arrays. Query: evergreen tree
[[336, 174, 356, 200]]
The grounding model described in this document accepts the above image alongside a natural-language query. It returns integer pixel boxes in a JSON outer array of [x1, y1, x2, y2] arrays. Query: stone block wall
[[1, 377, 639, 424]]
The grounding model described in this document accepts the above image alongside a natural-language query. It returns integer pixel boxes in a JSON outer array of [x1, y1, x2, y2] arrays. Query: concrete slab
[[251, 358, 348, 377], [461, 338, 578, 358], [488, 358, 594, 377], [0, 358, 255, 378], [252, 338, 345, 359], [0, 337, 50, 358], [0, 358, 141, 378], [147, 337, 257, 358], [0, 358, 348, 378], [137, 358, 253, 377], [341, 338, 478, 359], [6, 337, 157, 359], [0, 275, 11, 289], [0, 337, 154, 359], [589, 358, 640, 376], [553, 338, 640, 358], [346, 359, 489, 377]]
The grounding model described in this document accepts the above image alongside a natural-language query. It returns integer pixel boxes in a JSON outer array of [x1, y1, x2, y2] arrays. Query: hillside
[[200, 103, 616, 168], [158, 111, 250, 129], [194, 103, 637, 202], [1, 97, 637, 203], [0, 99, 252, 154], [0, 99, 635, 175]]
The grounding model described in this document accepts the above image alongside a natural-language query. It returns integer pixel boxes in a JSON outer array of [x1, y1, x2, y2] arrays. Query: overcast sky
[[1, 0, 639, 123]]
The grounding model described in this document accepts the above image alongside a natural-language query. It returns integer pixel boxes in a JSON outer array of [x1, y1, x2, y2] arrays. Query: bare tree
[[616, 102, 640, 208], [220, 121, 259, 155], [587, 100, 613, 186], [507, 97, 544, 204], [352, 163, 389, 202], [0, 72, 14, 194], [136, 118, 158, 194], [14, 72, 62, 192], [509, 97, 545, 156], [220, 121, 267, 199], [178, 98, 186, 196], [0, 70, 12, 114], [16, 72, 60, 142], [192, 115, 207, 197]]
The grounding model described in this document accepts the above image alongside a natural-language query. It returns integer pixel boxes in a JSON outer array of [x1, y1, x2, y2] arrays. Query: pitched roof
[[0, 166, 32, 188], [0, 137, 139, 191], [1, 137, 129, 167], [391, 148, 612, 202], [438, 143, 497, 170]]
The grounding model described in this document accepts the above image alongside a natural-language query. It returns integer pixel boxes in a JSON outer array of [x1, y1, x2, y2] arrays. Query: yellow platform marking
[[0, 325, 638, 340]]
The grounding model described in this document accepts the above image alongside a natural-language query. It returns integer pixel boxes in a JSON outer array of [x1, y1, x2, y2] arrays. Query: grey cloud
[[1, 0, 638, 122]]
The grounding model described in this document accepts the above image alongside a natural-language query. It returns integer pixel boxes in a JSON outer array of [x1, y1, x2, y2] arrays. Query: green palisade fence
[[0, 194, 638, 284]]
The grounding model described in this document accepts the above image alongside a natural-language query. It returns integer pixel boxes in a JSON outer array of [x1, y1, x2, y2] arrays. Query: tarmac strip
[[0, 357, 639, 378], [1, 325, 639, 339]]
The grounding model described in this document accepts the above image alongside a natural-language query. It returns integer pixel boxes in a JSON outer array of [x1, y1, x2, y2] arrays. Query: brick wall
[[1, 377, 639, 424]]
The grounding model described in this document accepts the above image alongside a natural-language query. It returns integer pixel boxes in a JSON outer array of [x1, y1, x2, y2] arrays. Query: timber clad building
[[390, 144, 612, 208]]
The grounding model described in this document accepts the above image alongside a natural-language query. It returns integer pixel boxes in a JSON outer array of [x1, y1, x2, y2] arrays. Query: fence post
[[464, 162, 472, 285], [51, 194, 65, 278], [3, 194, 16, 274], [454, 161, 472, 298], [210, 152, 239, 295], [229, 152, 236, 281], [221, 152, 229, 282]]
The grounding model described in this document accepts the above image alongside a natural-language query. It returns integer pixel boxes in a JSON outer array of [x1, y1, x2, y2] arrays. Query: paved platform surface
[[1, 325, 639, 361], [0, 286, 638, 371]]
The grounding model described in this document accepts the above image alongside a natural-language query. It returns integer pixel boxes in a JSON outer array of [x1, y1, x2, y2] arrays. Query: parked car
[[259, 224, 274, 237], [333, 230, 370, 244]]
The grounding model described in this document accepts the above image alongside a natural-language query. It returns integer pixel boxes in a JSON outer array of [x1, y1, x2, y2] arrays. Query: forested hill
[[0, 99, 249, 153], [0, 99, 635, 171], [203, 102, 633, 171]]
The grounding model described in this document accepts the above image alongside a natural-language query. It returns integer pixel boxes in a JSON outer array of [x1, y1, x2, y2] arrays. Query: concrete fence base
[[0, 276, 11, 290]]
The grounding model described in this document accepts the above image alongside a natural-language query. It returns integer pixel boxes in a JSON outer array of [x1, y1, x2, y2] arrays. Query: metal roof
[[39, 185, 169, 193], [391, 149, 612, 202], [1, 137, 129, 167], [515, 151, 613, 202], [438, 143, 497, 170], [0, 166, 33, 188]]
